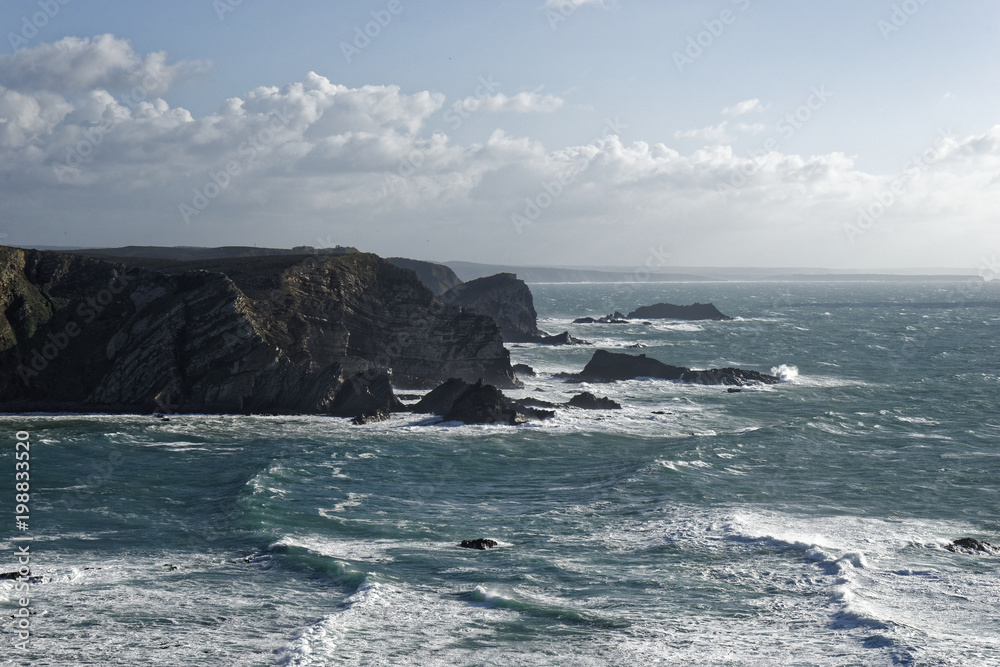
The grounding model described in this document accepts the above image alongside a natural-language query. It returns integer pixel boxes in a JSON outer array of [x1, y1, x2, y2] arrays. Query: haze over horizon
[[2, 1, 998, 274]]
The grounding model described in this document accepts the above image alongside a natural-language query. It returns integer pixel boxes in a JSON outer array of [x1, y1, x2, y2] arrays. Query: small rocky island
[[574, 302, 732, 323], [557, 350, 779, 386]]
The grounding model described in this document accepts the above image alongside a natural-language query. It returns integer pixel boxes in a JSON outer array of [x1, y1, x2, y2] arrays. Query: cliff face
[[0, 247, 516, 414], [442, 273, 544, 343], [386, 258, 463, 296]]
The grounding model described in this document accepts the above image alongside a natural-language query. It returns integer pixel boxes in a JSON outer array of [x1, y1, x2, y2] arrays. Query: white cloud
[[674, 122, 734, 144], [722, 98, 764, 116], [454, 92, 564, 114], [0, 35, 208, 95], [2, 36, 999, 269]]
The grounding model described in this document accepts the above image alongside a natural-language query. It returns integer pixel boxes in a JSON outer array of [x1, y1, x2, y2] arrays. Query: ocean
[[3, 280, 999, 666]]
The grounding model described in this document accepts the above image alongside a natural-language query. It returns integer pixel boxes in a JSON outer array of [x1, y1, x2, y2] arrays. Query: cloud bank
[[2, 35, 999, 269]]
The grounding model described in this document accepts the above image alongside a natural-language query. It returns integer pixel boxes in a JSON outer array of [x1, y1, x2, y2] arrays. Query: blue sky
[[1, 0, 999, 270]]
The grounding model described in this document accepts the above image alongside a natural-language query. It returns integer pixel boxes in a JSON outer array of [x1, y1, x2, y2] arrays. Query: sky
[[1, 0, 999, 271]]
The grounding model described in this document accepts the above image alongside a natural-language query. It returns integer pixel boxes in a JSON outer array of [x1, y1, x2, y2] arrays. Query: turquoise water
[[3, 281, 1000, 665]]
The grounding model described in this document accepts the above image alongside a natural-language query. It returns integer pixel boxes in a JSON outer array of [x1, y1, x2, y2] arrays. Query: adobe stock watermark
[[674, 0, 752, 74], [214, 0, 244, 21], [843, 128, 950, 244], [878, 0, 933, 40], [178, 108, 291, 224], [545, 0, 614, 31], [7, 0, 72, 51], [511, 116, 627, 234], [716, 85, 833, 201], [16, 273, 135, 386], [382, 74, 501, 195], [341, 0, 405, 64], [52, 64, 168, 182]]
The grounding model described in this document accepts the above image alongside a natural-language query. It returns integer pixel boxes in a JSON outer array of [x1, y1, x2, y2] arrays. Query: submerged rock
[[460, 538, 498, 550], [558, 350, 779, 386]]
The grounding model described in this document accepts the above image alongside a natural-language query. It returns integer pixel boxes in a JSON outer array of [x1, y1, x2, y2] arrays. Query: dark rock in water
[[351, 408, 392, 425], [535, 331, 589, 345], [413, 378, 553, 425], [681, 367, 776, 386], [625, 302, 732, 321], [0, 570, 41, 583], [558, 350, 779, 386], [329, 369, 403, 418], [396, 394, 423, 401], [512, 363, 536, 377], [727, 388, 743, 393], [412, 378, 473, 415], [560, 350, 686, 382], [946, 538, 997, 554], [573, 314, 629, 324], [460, 538, 498, 550], [517, 396, 560, 409], [0, 571, 23, 580], [566, 392, 622, 410]]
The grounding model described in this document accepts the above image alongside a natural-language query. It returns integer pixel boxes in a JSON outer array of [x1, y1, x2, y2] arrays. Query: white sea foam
[[771, 364, 799, 382]]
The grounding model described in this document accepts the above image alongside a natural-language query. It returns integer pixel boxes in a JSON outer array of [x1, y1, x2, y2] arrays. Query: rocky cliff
[[386, 258, 463, 296], [442, 273, 544, 343], [0, 247, 517, 414]]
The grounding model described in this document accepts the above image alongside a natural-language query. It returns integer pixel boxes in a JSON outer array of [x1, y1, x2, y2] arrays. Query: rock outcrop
[[441, 273, 584, 345], [557, 350, 779, 386], [625, 302, 732, 321], [946, 538, 997, 555], [566, 392, 622, 410], [460, 538, 498, 550], [0, 247, 518, 414], [412, 378, 554, 425], [512, 363, 536, 377]]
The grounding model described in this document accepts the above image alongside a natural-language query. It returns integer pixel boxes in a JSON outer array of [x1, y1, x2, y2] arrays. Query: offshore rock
[[460, 538, 498, 550], [413, 378, 553, 425], [536, 331, 589, 345], [625, 302, 732, 321], [512, 363, 536, 377], [946, 538, 998, 555], [0, 247, 518, 413], [566, 392, 622, 410], [330, 369, 403, 418], [558, 350, 779, 386]]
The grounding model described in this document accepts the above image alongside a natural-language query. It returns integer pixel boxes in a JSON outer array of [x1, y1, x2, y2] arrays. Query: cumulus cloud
[[454, 92, 564, 114], [722, 98, 764, 116], [0, 35, 208, 94], [1, 36, 999, 269], [674, 122, 734, 144]]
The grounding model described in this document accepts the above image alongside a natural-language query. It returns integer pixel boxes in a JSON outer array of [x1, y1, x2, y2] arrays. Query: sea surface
[[3, 280, 1000, 666]]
